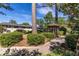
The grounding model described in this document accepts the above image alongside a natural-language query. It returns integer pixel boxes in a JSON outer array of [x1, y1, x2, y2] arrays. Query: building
[[0, 23, 32, 33]]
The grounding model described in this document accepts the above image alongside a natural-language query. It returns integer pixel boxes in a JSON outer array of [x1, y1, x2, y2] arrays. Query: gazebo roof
[[48, 24, 60, 27]]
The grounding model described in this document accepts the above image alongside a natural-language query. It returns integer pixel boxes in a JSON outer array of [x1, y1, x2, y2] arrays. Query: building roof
[[0, 23, 32, 28]]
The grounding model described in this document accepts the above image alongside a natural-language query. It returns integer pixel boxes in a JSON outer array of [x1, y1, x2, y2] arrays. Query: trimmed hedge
[[42, 32, 54, 41], [65, 34, 78, 51], [0, 32, 23, 47], [27, 34, 45, 45], [14, 30, 32, 34]]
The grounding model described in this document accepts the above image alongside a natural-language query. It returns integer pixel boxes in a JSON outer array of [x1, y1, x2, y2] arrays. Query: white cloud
[[21, 14, 32, 24], [37, 7, 52, 15], [36, 16, 42, 19], [37, 7, 66, 18], [37, 3, 43, 6], [22, 14, 31, 19]]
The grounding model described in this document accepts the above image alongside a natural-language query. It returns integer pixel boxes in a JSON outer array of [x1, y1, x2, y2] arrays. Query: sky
[[0, 3, 67, 25]]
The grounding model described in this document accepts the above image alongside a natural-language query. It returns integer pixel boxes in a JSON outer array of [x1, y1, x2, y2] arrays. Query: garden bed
[[0, 32, 23, 47]]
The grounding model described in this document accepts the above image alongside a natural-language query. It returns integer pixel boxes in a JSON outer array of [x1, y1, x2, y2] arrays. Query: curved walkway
[[13, 35, 28, 47], [0, 35, 65, 55], [0, 34, 51, 55]]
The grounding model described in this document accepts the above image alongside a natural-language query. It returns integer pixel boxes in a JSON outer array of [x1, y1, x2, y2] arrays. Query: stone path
[[0, 34, 51, 55], [13, 42, 51, 55]]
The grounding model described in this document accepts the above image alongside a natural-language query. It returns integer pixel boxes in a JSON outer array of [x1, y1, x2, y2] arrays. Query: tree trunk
[[55, 3, 58, 37], [32, 3, 37, 34], [76, 38, 79, 56], [55, 3, 58, 24]]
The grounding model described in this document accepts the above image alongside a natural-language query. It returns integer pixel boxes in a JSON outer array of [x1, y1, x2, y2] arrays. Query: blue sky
[[0, 3, 67, 25]]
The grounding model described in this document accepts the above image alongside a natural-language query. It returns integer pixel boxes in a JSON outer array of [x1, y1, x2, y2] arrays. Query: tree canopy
[[21, 22, 30, 26], [0, 3, 13, 15], [44, 12, 54, 24], [59, 4, 79, 31], [59, 4, 79, 21]]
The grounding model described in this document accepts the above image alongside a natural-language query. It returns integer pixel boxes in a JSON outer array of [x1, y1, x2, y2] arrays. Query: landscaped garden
[[0, 3, 79, 56], [0, 31, 23, 47]]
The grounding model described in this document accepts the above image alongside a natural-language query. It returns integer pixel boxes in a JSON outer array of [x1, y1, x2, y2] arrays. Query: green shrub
[[65, 34, 78, 51], [42, 32, 54, 41], [58, 31, 64, 36], [27, 34, 45, 45], [26, 31, 32, 34], [0, 32, 23, 47], [63, 50, 75, 56], [59, 26, 67, 35], [46, 53, 63, 56], [52, 47, 64, 55], [46, 47, 75, 56], [14, 30, 32, 34], [46, 47, 64, 56]]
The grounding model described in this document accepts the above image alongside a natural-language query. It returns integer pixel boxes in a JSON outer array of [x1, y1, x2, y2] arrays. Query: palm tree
[[0, 3, 13, 15], [32, 3, 37, 34]]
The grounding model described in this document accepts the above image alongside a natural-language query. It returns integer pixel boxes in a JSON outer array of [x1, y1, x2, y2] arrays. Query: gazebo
[[48, 24, 60, 32], [48, 24, 60, 37], [48, 24, 67, 37]]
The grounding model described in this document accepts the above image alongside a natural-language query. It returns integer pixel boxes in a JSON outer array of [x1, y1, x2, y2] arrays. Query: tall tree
[[59, 4, 79, 22], [46, 3, 59, 24], [59, 3, 79, 55], [37, 19, 46, 31], [44, 11, 54, 24], [59, 4, 79, 30], [37, 19, 44, 27], [32, 3, 37, 34], [58, 17, 65, 26], [0, 3, 13, 33]]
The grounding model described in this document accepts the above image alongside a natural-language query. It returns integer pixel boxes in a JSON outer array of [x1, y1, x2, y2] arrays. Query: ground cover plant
[[46, 47, 75, 56], [2, 48, 41, 56]]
